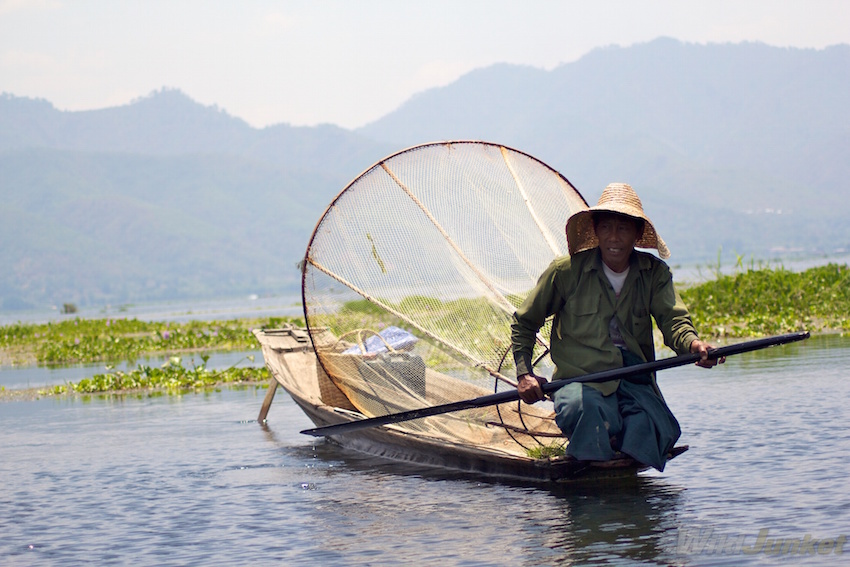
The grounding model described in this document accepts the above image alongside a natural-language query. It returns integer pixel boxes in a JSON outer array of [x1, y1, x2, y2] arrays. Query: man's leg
[[617, 380, 681, 471], [553, 382, 622, 462]]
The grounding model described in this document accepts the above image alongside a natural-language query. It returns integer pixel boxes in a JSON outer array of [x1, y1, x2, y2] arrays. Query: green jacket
[[511, 248, 699, 396]]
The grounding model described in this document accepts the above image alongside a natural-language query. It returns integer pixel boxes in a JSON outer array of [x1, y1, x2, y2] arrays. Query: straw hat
[[566, 183, 670, 259]]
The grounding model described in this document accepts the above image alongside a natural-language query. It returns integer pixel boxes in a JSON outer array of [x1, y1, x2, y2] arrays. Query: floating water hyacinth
[[681, 263, 850, 337], [38, 355, 269, 396], [0, 316, 304, 365]]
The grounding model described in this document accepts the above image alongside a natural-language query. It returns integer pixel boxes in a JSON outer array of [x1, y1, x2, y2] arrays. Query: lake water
[[1, 333, 848, 566], [0, 293, 304, 327]]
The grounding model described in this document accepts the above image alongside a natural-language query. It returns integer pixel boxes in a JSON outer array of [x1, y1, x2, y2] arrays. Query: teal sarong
[[552, 350, 681, 471]]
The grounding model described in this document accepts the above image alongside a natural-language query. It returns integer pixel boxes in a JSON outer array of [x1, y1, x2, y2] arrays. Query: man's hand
[[517, 373, 548, 404], [690, 339, 726, 368]]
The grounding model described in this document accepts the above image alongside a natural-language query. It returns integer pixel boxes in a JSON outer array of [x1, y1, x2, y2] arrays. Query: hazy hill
[[0, 149, 328, 309], [360, 39, 850, 198], [0, 88, 393, 176], [0, 89, 395, 310], [2, 38, 849, 311], [359, 38, 850, 261]]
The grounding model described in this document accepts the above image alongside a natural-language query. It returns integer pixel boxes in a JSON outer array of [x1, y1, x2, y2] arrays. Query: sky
[[1, 0, 849, 130]]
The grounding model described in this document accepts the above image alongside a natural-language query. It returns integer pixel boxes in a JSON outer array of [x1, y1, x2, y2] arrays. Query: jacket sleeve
[[650, 262, 699, 355], [511, 260, 563, 377]]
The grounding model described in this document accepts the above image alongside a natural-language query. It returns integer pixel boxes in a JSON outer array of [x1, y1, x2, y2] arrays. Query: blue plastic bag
[[342, 326, 418, 354]]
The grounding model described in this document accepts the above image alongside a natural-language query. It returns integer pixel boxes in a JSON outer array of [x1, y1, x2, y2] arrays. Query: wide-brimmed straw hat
[[566, 183, 670, 259]]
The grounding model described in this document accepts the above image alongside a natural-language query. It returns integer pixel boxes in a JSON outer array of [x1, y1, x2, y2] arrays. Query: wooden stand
[[257, 377, 278, 423]]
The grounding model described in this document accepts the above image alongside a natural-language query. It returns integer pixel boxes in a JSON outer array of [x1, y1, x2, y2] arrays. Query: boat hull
[[254, 327, 686, 484]]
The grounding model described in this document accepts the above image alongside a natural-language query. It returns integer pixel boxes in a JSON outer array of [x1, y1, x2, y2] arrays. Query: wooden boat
[[251, 138, 807, 482], [253, 142, 697, 483], [253, 325, 688, 484]]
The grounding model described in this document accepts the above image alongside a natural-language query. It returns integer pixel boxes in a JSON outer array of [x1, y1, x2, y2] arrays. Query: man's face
[[594, 214, 639, 272]]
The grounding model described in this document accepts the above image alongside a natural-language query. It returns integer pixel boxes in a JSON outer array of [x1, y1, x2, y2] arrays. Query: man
[[511, 183, 723, 471]]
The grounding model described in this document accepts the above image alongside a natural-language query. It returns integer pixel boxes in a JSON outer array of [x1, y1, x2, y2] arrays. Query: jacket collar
[[583, 247, 653, 274]]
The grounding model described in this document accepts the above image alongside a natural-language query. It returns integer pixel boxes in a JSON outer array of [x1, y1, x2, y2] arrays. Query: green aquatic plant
[[526, 443, 567, 459], [39, 355, 270, 396], [1, 315, 304, 364], [327, 263, 850, 344], [680, 263, 850, 337]]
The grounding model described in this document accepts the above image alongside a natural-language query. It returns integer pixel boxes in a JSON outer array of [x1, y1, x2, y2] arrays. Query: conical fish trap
[[302, 141, 588, 453]]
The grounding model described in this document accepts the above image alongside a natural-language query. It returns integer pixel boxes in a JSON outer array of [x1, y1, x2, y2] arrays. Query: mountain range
[[2, 38, 848, 311]]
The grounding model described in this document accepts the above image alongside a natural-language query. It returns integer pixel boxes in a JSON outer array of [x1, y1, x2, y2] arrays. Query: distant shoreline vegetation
[[1, 264, 847, 399], [0, 316, 305, 366], [0, 316, 304, 400], [679, 263, 850, 338]]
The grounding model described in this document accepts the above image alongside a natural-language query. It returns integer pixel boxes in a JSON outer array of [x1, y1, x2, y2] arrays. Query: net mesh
[[303, 142, 589, 455]]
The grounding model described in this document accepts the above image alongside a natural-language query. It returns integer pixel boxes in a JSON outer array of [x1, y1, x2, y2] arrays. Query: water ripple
[[1, 335, 849, 565]]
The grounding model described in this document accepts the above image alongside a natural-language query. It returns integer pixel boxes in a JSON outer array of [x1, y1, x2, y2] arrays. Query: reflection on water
[[1, 333, 848, 566], [301, 439, 686, 565], [539, 480, 684, 565]]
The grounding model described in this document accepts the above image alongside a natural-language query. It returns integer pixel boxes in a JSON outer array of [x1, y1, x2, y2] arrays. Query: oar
[[301, 331, 810, 437]]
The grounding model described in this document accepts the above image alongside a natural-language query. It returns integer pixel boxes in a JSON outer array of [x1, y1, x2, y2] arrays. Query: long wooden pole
[[300, 331, 810, 437]]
